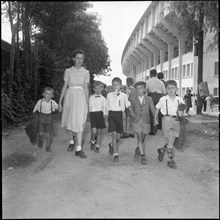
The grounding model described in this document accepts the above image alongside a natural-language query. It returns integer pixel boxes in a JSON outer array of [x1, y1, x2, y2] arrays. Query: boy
[[154, 80, 185, 169], [106, 77, 133, 162], [121, 77, 136, 139], [33, 87, 58, 152], [129, 81, 155, 165], [89, 81, 107, 153]]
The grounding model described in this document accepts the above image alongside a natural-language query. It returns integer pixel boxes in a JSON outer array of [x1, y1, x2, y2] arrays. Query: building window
[[213, 88, 219, 96], [190, 62, 193, 77], [174, 67, 178, 79], [214, 62, 219, 75], [172, 68, 175, 79], [187, 63, 190, 77], [183, 65, 186, 78]]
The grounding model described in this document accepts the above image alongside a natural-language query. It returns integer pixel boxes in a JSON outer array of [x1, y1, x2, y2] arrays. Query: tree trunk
[[15, 2, 21, 73], [33, 41, 39, 100], [196, 2, 204, 115]]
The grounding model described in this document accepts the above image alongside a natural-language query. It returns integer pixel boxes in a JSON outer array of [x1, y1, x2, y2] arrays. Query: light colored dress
[[61, 66, 90, 132]]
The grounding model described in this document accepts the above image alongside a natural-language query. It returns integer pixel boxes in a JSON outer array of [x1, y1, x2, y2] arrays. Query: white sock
[[95, 144, 100, 148], [76, 146, 81, 151], [69, 140, 74, 144], [113, 152, 118, 156], [91, 140, 96, 144]]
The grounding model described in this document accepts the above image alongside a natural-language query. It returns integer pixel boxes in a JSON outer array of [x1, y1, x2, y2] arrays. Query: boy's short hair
[[112, 77, 122, 84], [150, 69, 157, 77], [43, 87, 54, 93], [72, 49, 85, 58], [157, 72, 164, 80], [134, 81, 146, 88], [93, 80, 104, 88], [126, 77, 134, 85], [165, 80, 177, 88]]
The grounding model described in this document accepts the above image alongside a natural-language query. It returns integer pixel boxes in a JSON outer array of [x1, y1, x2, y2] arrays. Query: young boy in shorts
[[89, 81, 107, 153], [129, 81, 155, 165], [33, 87, 58, 152], [106, 77, 134, 162], [154, 80, 185, 169]]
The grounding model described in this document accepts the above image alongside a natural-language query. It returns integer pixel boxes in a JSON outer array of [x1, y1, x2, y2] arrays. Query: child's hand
[[104, 115, 108, 121], [58, 104, 63, 112]]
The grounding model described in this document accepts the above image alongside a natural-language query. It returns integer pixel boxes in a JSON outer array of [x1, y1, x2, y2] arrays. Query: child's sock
[[95, 144, 100, 149], [69, 140, 74, 144], [113, 152, 118, 156], [91, 139, 96, 144], [76, 146, 81, 152]]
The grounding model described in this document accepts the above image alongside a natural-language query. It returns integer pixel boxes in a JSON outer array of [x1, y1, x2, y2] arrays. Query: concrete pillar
[[153, 53, 159, 68], [178, 38, 185, 97], [160, 49, 165, 72], [168, 44, 174, 79]]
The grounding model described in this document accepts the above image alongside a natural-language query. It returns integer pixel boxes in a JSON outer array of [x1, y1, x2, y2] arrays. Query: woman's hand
[[58, 104, 63, 112]]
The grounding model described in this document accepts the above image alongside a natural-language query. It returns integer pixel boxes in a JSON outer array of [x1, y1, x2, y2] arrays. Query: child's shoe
[[94, 144, 100, 153], [46, 146, 52, 152], [157, 144, 167, 162], [134, 147, 140, 158], [90, 142, 96, 151], [141, 155, 147, 165], [75, 150, 87, 158], [38, 136, 43, 149], [67, 143, 75, 151], [129, 133, 135, 138], [109, 143, 114, 155], [113, 154, 119, 162], [167, 160, 177, 169]]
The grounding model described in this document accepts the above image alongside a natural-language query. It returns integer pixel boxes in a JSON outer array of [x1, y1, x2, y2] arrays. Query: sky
[[1, 1, 151, 85]]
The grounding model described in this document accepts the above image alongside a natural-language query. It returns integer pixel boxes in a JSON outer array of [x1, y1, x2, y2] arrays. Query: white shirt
[[89, 94, 107, 115], [138, 96, 144, 104], [33, 98, 58, 114], [106, 91, 131, 113], [146, 77, 166, 94], [156, 95, 184, 116]]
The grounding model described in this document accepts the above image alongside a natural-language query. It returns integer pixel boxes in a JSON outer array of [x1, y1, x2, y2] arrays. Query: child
[[154, 80, 185, 169], [121, 77, 136, 139], [58, 49, 90, 159], [106, 77, 133, 162], [129, 81, 155, 165], [89, 81, 107, 153], [183, 89, 193, 116], [33, 87, 58, 152]]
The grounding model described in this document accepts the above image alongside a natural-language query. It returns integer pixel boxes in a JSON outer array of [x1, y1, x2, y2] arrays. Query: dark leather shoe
[[167, 160, 177, 169], [67, 144, 75, 151], [141, 155, 147, 165], [121, 133, 130, 138], [90, 143, 95, 150], [75, 150, 87, 158], [46, 146, 52, 152], [113, 155, 119, 162]]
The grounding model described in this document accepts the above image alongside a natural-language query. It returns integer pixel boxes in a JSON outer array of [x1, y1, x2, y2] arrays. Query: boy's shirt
[[106, 91, 131, 114], [33, 98, 58, 114], [156, 95, 184, 116], [89, 94, 107, 115]]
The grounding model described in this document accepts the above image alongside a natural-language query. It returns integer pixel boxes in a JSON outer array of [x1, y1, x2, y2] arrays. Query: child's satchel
[[25, 111, 40, 145]]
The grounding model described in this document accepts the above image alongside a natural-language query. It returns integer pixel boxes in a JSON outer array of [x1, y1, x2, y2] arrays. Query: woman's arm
[[58, 81, 68, 112]]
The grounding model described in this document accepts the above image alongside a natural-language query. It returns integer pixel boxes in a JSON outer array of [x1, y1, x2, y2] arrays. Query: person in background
[[121, 77, 136, 139], [183, 89, 193, 116], [146, 69, 166, 134], [205, 94, 214, 112], [157, 72, 166, 86]]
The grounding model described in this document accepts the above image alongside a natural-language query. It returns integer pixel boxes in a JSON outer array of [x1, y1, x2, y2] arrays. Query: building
[[121, 1, 219, 109]]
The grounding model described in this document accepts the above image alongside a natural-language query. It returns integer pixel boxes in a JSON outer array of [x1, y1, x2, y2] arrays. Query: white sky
[[1, 1, 151, 85]]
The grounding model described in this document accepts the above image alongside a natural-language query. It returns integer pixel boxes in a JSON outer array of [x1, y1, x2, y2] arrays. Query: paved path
[[2, 114, 219, 218]]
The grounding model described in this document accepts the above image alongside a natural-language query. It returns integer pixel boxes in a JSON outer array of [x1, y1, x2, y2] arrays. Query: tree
[[166, 1, 219, 114]]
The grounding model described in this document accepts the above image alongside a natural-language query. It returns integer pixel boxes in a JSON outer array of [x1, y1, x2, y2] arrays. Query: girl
[[58, 49, 90, 158]]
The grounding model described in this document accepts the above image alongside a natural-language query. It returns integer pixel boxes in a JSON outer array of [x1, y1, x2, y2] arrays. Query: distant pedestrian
[[205, 94, 214, 112], [58, 49, 90, 158], [106, 77, 132, 162], [33, 87, 58, 152], [121, 77, 136, 139], [157, 72, 166, 87], [146, 69, 166, 133], [129, 81, 155, 165], [89, 81, 107, 153], [154, 80, 185, 169], [201, 95, 207, 112], [183, 89, 193, 115]]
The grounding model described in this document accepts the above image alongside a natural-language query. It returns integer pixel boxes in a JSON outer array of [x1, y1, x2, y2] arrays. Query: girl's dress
[[61, 66, 90, 132]]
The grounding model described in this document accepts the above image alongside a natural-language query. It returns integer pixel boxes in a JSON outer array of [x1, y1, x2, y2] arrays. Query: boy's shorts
[[133, 119, 151, 134], [108, 111, 123, 134], [39, 113, 53, 135], [90, 111, 106, 129]]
